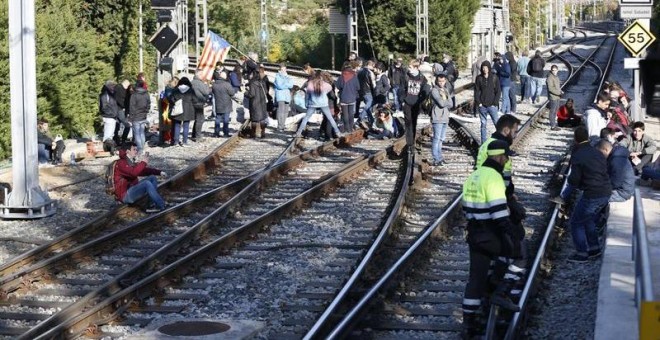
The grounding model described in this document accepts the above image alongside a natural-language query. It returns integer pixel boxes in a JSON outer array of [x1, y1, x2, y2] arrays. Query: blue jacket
[[493, 60, 511, 87], [335, 68, 361, 104], [274, 72, 293, 103], [608, 145, 635, 200]]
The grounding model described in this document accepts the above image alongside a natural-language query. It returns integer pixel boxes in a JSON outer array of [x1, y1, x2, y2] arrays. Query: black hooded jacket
[[474, 61, 501, 107]]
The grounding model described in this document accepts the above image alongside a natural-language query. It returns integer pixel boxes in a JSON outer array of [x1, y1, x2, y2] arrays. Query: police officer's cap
[[487, 140, 513, 157]]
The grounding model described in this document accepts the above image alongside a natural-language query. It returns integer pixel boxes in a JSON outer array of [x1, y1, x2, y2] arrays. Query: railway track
[[0, 29, 604, 339], [299, 31, 616, 339]]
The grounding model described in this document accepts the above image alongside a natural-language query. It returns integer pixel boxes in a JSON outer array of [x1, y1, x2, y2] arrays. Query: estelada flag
[[198, 31, 231, 81]]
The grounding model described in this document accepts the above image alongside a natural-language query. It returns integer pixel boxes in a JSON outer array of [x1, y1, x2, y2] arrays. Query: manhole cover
[[158, 320, 231, 336]]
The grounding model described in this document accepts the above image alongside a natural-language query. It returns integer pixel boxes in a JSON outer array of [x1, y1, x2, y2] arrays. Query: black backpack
[[105, 160, 119, 198]]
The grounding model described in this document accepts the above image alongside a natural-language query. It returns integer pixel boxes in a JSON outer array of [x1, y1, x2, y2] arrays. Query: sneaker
[[508, 150, 519, 157], [567, 253, 589, 263], [588, 249, 602, 259], [145, 207, 164, 214], [549, 196, 565, 205], [551, 126, 561, 131]]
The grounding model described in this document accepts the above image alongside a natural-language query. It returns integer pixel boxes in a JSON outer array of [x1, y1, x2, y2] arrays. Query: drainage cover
[[158, 320, 231, 336]]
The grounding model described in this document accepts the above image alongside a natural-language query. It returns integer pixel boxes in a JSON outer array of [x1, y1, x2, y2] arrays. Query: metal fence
[[632, 188, 656, 339]]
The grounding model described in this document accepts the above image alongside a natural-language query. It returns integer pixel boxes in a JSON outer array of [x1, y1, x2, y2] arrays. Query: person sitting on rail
[[599, 128, 635, 202], [368, 105, 397, 140], [584, 92, 611, 144], [461, 140, 522, 339], [37, 118, 65, 165], [556, 98, 582, 128], [114, 142, 168, 213], [429, 73, 453, 166], [554, 126, 611, 263], [619, 121, 657, 176], [639, 156, 660, 188]]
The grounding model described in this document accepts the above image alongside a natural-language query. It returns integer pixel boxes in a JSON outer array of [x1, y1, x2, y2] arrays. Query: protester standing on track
[[527, 50, 546, 104], [128, 79, 151, 154], [191, 70, 212, 142], [274, 63, 294, 131], [169, 77, 196, 147], [99, 80, 120, 144], [474, 60, 501, 144], [399, 59, 429, 148], [336, 60, 361, 133], [517, 51, 531, 103], [546, 65, 563, 131], [429, 74, 452, 166], [211, 71, 237, 137]]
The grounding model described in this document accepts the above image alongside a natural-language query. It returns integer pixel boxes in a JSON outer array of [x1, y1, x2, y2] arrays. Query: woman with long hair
[[295, 71, 343, 139]]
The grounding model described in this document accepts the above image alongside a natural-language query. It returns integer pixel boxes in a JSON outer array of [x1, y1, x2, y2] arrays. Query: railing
[[632, 188, 656, 339]]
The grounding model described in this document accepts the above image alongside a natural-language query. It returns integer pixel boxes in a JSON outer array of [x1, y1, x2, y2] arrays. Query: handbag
[[171, 98, 184, 117]]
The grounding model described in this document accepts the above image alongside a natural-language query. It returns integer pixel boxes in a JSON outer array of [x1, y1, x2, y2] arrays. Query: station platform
[[594, 114, 660, 340]]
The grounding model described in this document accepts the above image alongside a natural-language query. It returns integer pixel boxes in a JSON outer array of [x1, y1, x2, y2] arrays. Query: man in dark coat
[[398, 59, 429, 148], [113, 80, 132, 145], [212, 71, 237, 137], [474, 60, 501, 144], [245, 71, 269, 138], [191, 70, 211, 142]]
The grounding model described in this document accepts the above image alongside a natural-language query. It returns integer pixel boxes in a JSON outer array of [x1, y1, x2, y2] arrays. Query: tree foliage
[[0, 0, 155, 160]]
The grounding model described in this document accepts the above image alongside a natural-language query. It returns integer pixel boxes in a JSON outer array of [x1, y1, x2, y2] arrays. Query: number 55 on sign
[[618, 20, 656, 57]]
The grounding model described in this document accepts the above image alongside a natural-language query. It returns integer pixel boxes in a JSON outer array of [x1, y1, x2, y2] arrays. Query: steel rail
[[14, 130, 366, 339], [33, 137, 410, 340], [0, 134, 241, 278], [503, 34, 618, 340], [0, 130, 362, 296], [299, 31, 595, 338], [318, 37, 592, 339]]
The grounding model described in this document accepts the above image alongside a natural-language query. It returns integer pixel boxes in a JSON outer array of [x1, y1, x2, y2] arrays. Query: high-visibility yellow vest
[[462, 165, 509, 221], [477, 137, 512, 187]]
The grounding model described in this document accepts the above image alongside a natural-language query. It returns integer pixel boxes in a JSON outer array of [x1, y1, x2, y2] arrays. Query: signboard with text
[[620, 6, 652, 19]]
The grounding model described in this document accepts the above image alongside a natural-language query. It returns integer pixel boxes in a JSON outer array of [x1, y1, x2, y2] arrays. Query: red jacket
[[557, 105, 572, 122], [113, 149, 162, 201]]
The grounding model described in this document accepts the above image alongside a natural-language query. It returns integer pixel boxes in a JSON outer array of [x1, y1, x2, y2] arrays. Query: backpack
[[105, 159, 119, 198], [432, 63, 444, 76], [532, 57, 544, 73]]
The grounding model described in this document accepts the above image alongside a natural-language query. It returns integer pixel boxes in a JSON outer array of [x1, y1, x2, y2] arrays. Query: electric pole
[[416, 0, 429, 57]]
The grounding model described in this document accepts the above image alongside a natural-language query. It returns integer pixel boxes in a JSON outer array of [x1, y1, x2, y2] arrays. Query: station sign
[[620, 6, 652, 19], [617, 20, 656, 57]]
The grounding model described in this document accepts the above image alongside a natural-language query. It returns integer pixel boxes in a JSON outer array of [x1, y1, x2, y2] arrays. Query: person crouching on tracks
[[114, 142, 168, 213], [462, 140, 522, 339]]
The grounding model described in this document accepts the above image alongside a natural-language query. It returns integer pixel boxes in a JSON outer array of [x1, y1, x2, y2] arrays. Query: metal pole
[[3, 0, 55, 219], [348, 0, 358, 55], [139, 0, 143, 72]]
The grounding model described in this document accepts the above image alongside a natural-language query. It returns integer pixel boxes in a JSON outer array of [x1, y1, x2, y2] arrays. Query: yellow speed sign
[[618, 20, 656, 57]]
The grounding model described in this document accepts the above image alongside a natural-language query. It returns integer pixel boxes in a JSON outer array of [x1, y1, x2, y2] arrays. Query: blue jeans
[[173, 120, 191, 145], [609, 190, 630, 202], [123, 175, 165, 210], [479, 105, 499, 144], [214, 112, 230, 136], [500, 86, 511, 114], [38, 143, 50, 164], [359, 93, 374, 124], [432, 122, 447, 163], [391, 86, 401, 111], [509, 82, 517, 113], [641, 166, 660, 181], [520, 75, 531, 101], [530, 77, 544, 103], [296, 106, 340, 137], [569, 196, 609, 254], [131, 120, 148, 153]]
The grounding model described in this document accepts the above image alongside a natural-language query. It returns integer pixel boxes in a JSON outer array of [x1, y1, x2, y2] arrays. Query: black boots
[[491, 280, 521, 312], [462, 313, 485, 339]]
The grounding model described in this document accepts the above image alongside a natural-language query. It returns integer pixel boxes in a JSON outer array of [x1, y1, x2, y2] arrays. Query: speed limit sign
[[618, 20, 656, 57]]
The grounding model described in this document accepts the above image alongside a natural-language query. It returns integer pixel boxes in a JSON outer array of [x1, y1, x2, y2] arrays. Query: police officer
[[462, 140, 521, 338]]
